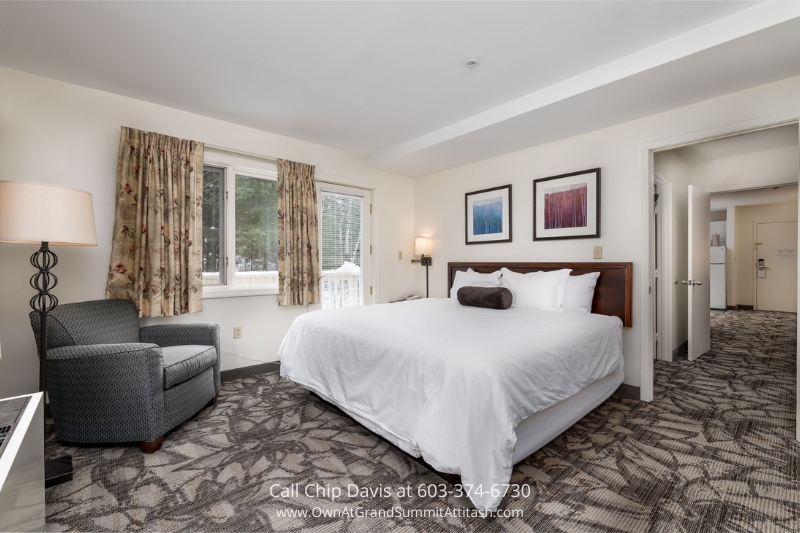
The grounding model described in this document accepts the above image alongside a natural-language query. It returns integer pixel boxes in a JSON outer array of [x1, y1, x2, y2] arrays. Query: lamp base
[[45, 455, 73, 488]]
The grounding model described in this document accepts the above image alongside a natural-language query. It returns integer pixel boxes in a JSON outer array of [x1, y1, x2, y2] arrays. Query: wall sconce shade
[[0, 181, 97, 246], [415, 237, 431, 256]]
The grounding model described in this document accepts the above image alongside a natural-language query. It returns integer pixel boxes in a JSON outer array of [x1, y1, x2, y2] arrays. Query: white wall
[[654, 151, 690, 353], [0, 67, 416, 399], [415, 75, 800, 388]]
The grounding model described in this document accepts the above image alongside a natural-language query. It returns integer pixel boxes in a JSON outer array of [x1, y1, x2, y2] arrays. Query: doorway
[[317, 183, 373, 309], [642, 121, 800, 436]]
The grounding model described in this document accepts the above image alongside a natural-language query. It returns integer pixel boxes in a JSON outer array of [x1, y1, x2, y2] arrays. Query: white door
[[318, 183, 372, 309], [687, 185, 711, 360], [755, 221, 798, 312]]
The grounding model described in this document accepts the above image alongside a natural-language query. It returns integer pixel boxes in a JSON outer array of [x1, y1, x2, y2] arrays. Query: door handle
[[681, 280, 703, 286], [692, 280, 702, 286], [681, 280, 690, 285]]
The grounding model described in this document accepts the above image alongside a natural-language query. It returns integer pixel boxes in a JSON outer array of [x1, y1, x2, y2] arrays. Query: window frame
[[203, 158, 280, 299], [317, 182, 374, 307]]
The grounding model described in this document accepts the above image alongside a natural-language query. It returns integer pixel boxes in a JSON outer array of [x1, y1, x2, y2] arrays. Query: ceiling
[[675, 125, 799, 166], [711, 184, 798, 211], [0, 2, 799, 177]]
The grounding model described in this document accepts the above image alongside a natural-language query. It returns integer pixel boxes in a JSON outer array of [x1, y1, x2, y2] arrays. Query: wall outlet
[[398, 251, 403, 260], [233, 326, 242, 339], [593, 246, 603, 259]]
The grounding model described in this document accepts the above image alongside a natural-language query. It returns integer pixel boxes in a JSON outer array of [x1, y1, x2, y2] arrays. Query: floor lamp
[[0, 181, 97, 487], [411, 237, 432, 297]]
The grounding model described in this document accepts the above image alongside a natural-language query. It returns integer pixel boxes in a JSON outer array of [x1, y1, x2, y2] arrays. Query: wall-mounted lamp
[[411, 237, 432, 297]]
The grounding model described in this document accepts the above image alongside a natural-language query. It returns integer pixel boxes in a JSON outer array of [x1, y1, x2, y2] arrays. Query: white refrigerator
[[710, 246, 726, 310]]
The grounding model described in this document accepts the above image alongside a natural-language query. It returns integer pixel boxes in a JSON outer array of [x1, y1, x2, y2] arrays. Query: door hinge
[[370, 286, 373, 296], [225, 191, 229, 201], [654, 269, 659, 279], [370, 245, 373, 255], [225, 257, 229, 267], [654, 333, 659, 341], [370, 204, 373, 214]]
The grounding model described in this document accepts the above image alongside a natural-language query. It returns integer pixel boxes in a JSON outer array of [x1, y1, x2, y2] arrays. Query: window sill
[[202, 287, 279, 299]]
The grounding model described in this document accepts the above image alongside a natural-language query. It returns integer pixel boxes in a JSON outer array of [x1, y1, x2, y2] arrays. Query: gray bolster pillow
[[457, 286, 513, 310]]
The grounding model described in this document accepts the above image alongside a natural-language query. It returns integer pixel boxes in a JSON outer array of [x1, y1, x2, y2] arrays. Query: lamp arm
[[410, 254, 432, 298]]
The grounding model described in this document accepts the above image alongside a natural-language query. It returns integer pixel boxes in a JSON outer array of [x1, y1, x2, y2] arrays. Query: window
[[319, 184, 371, 308], [202, 149, 279, 297], [202, 166, 225, 285]]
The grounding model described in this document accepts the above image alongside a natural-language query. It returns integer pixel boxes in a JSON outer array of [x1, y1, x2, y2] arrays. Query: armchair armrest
[[139, 323, 221, 393], [46, 343, 165, 443], [48, 342, 160, 360]]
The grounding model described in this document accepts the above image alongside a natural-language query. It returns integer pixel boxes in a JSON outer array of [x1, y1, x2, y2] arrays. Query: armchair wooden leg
[[207, 394, 218, 407], [138, 435, 164, 454]]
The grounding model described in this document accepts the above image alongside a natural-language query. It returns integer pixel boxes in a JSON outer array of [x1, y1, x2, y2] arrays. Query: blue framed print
[[465, 184, 512, 244]]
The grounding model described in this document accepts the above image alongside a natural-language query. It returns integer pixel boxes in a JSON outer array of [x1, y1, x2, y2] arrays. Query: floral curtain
[[106, 126, 204, 317], [277, 159, 321, 306]]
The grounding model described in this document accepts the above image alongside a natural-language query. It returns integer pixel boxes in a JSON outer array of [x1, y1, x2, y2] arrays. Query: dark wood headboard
[[447, 262, 633, 327]]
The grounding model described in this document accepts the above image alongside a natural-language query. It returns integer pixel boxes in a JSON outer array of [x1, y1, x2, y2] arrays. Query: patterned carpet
[[45, 311, 799, 532]]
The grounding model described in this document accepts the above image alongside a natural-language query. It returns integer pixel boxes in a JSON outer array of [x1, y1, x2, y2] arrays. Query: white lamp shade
[[415, 237, 431, 256], [0, 181, 97, 246]]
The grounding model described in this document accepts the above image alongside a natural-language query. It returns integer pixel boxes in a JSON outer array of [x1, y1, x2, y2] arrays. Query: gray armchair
[[29, 299, 220, 453]]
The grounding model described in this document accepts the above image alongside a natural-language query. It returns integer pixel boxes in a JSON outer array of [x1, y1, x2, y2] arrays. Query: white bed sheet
[[279, 298, 624, 511]]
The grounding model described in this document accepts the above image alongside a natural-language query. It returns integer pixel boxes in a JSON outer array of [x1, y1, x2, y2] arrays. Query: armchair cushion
[[162, 345, 217, 389], [140, 322, 221, 393]]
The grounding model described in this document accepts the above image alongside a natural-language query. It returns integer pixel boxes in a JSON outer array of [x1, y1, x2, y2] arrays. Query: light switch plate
[[593, 246, 602, 259], [233, 326, 242, 339]]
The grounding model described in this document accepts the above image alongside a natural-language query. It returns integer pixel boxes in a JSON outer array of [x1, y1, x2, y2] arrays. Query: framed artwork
[[533, 168, 600, 240], [465, 184, 512, 245]]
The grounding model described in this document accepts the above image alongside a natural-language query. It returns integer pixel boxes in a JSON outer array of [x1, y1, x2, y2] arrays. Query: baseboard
[[672, 341, 688, 360], [615, 383, 640, 400], [736, 304, 754, 310], [726, 305, 736, 310], [220, 362, 280, 382]]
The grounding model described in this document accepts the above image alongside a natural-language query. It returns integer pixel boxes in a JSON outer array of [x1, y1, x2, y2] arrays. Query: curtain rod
[[204, 143, 279, 163]]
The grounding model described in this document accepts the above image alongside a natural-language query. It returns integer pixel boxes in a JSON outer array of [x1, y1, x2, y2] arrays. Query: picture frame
[[465, 184, 512, 245], [533, 168, 600, 240]]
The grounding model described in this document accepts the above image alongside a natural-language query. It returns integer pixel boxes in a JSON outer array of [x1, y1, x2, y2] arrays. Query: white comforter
[[279, 298, 623, 511]]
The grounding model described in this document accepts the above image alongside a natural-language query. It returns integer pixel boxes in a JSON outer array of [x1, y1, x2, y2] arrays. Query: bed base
[[309, 369, 625, 486], [309, 391, 462, 485]]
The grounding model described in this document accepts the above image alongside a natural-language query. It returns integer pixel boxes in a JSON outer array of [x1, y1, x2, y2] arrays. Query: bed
[[279, 261, 632, 511]]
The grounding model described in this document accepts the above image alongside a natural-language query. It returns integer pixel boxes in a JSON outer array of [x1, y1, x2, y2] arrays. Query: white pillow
[[450, 268, 502, 299], [561, 272, 600, 313], [500, 268, 571, 310]]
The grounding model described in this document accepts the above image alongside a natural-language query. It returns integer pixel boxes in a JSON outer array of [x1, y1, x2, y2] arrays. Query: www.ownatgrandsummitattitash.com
[[274, 506, 524, 519], [268, 482, 529, 519]]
